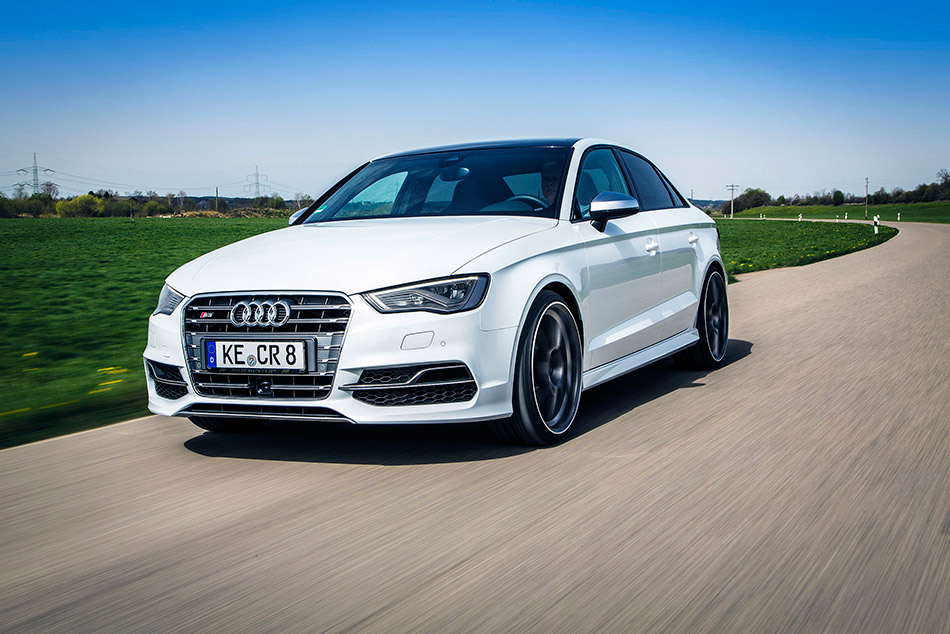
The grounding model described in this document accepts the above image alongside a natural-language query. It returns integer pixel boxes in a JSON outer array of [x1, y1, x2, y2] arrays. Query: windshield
[[303, 147, 570, 223]]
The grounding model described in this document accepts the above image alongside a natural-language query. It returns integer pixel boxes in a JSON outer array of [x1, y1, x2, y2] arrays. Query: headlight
[[364, 274, 490, 314], [152, 283, 185, 316]]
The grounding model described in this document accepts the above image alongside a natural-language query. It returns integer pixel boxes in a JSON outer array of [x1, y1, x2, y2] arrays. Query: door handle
[[645, 239, 659, 255], [688, 233, 699, 245]]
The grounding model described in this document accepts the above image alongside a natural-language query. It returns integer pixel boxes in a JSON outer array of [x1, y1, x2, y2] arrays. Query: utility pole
[[865, 177, 869, 220], [690, 188, 694, 203], [727, 184, 740, 219], [215, 186, 219, 213]]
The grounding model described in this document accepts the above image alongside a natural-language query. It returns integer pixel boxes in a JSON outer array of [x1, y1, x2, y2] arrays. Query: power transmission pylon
[[15, 153, 55, 195], [245, 165, 271, 198], [726, 184, 740, 219]]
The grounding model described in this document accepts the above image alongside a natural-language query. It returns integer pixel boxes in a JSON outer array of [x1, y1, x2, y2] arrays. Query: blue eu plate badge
[[206, 341, 217, 368]]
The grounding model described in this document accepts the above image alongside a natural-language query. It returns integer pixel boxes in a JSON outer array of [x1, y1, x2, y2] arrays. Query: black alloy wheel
[[492, 290, 583, 445], [673, 269, 729, 370], [704, 271, 728, 362]]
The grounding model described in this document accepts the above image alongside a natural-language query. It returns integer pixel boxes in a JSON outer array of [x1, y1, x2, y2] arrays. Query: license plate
[[205, 340, 306, 371]]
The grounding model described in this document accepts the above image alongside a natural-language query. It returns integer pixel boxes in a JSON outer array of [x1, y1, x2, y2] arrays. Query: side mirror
[[589, 191, 640, 231], [288, 209, 306, 225]]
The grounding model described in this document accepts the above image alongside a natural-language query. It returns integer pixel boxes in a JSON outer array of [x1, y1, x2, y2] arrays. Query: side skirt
[[582, 329, 699, 390]]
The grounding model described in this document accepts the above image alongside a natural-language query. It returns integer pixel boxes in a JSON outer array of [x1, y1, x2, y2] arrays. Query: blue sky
[[1, 1, 947, 200]]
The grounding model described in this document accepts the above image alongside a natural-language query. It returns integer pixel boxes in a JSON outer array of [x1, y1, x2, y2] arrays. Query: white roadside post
[[845, 212, 848, 220], [898, 212, 900, 221], [836, 215, 839, 223], [874, 215, 879, 235], [798, 213, 802, 222]]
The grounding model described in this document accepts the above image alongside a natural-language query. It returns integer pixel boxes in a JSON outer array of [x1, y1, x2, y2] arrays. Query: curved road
[[1, 222, 948, 633]]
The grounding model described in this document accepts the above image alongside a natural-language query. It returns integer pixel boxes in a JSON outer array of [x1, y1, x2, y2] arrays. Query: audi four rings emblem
[[229, 300, 292, 327]]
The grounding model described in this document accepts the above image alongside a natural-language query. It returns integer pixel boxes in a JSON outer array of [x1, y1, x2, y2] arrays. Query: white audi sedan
[[145, 139, 728, 445]]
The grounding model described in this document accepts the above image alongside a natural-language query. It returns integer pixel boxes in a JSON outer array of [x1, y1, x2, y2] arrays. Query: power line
[[267, 179, 314, 195], [39, 153, 239, 180], [1, 156, 303, 199]]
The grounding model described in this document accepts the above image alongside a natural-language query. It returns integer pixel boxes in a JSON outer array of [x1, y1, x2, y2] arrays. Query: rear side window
[[658, 172, 688, 207], [618, 152, 675, 211]]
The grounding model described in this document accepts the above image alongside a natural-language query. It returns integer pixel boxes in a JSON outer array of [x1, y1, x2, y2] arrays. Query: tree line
[[720, 169, 950, 214], [0, 186, 313, 219]]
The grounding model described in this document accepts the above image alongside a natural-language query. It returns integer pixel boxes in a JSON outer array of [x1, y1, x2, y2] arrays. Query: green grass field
[[0, 218, 286, 448], [0, 217, 897, 448], [734, 200, 950, 223], [717, 219, 896, 281]]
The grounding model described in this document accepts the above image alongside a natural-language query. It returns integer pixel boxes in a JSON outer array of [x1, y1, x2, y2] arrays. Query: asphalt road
[[1, 222, 948, 633]]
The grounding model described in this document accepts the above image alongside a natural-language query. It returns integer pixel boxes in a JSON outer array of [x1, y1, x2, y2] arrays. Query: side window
[[658, 171, 688, 207], [619, 152, 675, 211], [574, 148, 629, 220], [337, 171, 408, 218]]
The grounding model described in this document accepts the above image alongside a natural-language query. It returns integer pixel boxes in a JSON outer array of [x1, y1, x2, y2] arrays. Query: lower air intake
[[147, 359, 189, 400], [343, 363, 477, 407]]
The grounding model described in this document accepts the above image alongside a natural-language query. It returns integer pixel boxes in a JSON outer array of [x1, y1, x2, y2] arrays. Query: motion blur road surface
[[1, 222, 948, 633]]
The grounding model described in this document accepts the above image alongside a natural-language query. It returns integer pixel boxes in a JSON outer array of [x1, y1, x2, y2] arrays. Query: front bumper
[[144, 292, 518, 424]]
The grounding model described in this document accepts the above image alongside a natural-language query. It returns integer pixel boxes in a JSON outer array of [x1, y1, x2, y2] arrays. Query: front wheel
[[492, 291, 583, 445], [189, 416, 266, 433], [673, 269, 729, 370]]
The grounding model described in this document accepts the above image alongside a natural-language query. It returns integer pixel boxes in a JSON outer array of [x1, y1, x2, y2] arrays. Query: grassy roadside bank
[[0, 217, 286, 448], [0, 217, 897, 449], [734, 200, 949, 223], [717, 218, 897, 281]]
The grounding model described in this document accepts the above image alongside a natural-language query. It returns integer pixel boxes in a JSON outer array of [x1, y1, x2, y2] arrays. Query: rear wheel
[[189, 416, 266, 433], [492, 291, 583, 445], [673, 269, 729, 370]]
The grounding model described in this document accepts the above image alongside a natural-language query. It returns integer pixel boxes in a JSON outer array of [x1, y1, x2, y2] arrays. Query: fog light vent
[[342, 363, 477, 406]]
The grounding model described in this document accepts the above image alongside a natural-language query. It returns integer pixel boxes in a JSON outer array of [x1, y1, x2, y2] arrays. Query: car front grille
[[342, 363, 477, 407], [182, 293, 350, 400]]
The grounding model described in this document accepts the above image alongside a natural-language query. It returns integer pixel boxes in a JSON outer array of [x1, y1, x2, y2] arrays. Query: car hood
[[166, 216, 556, 297]]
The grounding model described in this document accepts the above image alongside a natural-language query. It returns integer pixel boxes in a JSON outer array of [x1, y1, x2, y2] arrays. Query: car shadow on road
[[183, 339, 753, 466], [571, 339, 753, 440]]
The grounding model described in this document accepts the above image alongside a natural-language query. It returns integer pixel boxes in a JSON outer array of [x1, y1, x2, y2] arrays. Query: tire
[[673, 268, 729, 370], [492, 291, 583, 445], [189, 416, 266, 433]]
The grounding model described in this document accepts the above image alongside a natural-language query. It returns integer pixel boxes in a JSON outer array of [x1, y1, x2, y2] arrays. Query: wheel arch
[[692, 255, 727, 329], [538, 280, 584, 343], [504, 273, 585, 388], [704, 256, 726, 283]]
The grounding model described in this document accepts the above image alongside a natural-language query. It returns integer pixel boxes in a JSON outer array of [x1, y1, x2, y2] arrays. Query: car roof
[[376, 138, 583, 160]]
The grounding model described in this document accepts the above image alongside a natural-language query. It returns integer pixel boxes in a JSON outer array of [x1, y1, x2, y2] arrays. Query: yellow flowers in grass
[[0, 408, 30, 417]]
